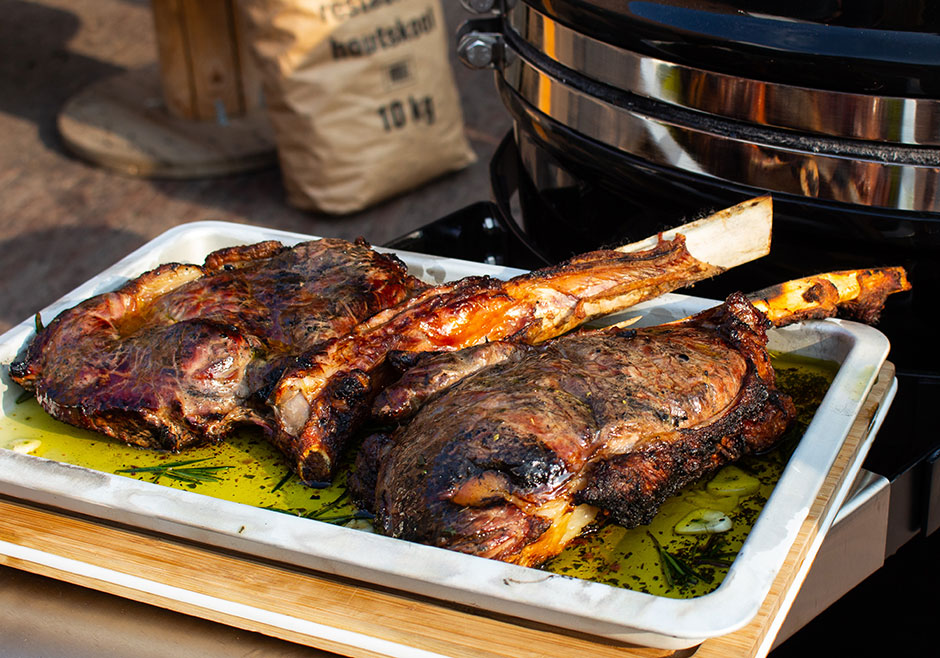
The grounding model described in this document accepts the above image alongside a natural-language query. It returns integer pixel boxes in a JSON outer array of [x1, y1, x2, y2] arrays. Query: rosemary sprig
[[695, 558, 734, 569], [264, 489, 374, 527], [304, 490, 350, 520], [115, 458, 231, 485], [693, 533, 736, 569], [270, 470, 294, 493], [647, 531, 710, 588], [313, 510, 374, 525]]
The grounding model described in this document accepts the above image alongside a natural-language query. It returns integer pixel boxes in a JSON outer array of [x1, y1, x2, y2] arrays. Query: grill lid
[[518, 0, 940, 99], [458, 1, 940, 212]]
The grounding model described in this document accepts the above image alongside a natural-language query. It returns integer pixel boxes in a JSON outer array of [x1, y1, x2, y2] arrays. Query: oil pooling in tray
[[0, 400, 361, 526], [544, 354, 837, 598], [0, 353, 836, 598]]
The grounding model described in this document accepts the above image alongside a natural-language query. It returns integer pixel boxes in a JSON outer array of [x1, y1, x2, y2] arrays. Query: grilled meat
[[745, 267, 912, 325], [272, 195, 774, 485], [352, 268, 910, 567], [354, 294, 788, 566], [271, 234, 726, 484], [9, 238, 426, 450]]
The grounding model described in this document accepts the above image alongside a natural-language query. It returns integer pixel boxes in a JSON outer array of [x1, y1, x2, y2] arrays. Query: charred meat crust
[[9, 238, 426, 453], [431, 506, 551, 561], [575, 293, 793, 527], [348, 431, 394, 513], [203, 240, 285, 270], [9, 262, 205, 389], [367, 377, 596, 556], [274, 235, 726, 484], [362, 292, 796, 565], [574, 367, 794, 528], [37, 319, 258, 450], [373, 342, 534, 422], [283, 368, 377, 486]]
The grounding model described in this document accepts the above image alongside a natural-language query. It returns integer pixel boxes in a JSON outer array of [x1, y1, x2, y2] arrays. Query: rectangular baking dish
[[0, 221, 893, 650]]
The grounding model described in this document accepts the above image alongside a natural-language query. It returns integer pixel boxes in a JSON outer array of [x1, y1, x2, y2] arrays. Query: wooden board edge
[[692, 360, 895, 657], [0, 501, 675, 658], [0, 361, 894, 658], [0, 551, 352, 657]]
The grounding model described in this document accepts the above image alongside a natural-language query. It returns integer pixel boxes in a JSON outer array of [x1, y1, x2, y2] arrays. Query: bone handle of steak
[[615, 195, 773, 269], [277, 197, 775, 484], [747, 267, 911, 327], [506, 195, 774, 341]]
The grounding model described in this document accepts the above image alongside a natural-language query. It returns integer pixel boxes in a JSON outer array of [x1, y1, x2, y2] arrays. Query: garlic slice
[[675, 509, 732, 534], [344, 518, 375, 532], [4, 438, 42, 454], [706, 465, 760, 497]]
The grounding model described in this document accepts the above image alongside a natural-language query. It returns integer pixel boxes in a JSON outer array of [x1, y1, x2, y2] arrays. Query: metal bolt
[[460, 0, 497, 14], [457, 32, 499, 69]]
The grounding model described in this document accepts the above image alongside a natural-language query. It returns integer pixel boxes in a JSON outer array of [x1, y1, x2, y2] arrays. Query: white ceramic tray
[[0, 221, 892, 650]]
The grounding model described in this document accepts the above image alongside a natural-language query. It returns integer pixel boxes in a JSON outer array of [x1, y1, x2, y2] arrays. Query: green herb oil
[[0, 353, 836, 596], [542, 353, 837, 598]]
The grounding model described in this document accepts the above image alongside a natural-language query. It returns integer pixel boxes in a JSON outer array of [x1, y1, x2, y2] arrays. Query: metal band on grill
[[498, 38, 940, 212], [506, 2, 940, 148]]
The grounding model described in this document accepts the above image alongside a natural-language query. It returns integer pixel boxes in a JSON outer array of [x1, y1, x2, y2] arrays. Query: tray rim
[[0, 220, 892, 649]]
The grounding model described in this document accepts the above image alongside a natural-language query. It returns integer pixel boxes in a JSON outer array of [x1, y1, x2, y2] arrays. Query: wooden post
[[151, 0, 263, 122], [57, 0, 276, 177]]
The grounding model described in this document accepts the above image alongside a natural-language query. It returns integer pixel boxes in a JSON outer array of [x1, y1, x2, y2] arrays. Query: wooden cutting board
[[0, 362, 895, 658]]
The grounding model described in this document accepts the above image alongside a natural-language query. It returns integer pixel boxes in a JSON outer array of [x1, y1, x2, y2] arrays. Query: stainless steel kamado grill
[[390, 1, 940, 652]]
